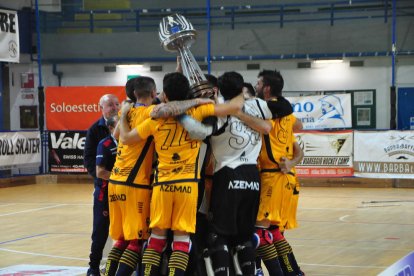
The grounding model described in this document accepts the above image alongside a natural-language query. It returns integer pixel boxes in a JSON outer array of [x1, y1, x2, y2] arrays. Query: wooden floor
[[0, 182, 413, 275]]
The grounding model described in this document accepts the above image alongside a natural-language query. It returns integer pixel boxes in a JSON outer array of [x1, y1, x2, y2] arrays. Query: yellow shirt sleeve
[[188, 103, 215, 121]]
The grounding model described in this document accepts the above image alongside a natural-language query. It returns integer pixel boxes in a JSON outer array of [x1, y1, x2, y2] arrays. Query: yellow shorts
[[150, 182, 198, 233], [256, 172, 296, 228], [285, 176, 300, 230], [108, 182, 151, 241]]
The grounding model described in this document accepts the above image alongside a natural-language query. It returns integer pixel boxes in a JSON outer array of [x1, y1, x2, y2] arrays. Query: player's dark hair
[[163, 72, 190, 101], [217, 71, 244, 100], [205, 74, 218, 88], [134, 76, 156, 99], [243, 82, 255, 97], [125, 77, 137, 102], [258, 69, 284, 97]]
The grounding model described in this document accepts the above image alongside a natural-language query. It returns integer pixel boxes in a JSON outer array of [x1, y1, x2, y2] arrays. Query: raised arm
[[119, 102, 142, 145], [213, 93, 244, 117], [150, 98, 213, 118], [235, 111, 272, 134]]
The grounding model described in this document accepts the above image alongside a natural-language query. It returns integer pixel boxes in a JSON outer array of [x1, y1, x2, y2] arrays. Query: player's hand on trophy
[[175, 56, 183, 73]]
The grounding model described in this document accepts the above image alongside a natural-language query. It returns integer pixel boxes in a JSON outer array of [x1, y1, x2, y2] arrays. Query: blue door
[[397, 87, 414, 130]]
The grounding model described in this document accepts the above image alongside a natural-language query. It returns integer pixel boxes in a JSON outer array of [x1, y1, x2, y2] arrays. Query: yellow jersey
[[136, 104, 215, 185], [258, 114, 297, 171], [109, 104, 155, 187]]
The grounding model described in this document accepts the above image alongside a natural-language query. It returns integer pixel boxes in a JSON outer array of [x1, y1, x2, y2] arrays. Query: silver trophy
[[159, 14, 214, 99]]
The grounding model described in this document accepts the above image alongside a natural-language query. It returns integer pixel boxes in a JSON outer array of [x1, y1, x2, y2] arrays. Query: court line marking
[[298, 219, 414, 226], [339, 215, 350, 222], [0, 247, 89, 261], [0, 204, 68, 217], [299, 262, 387, 269], [301, 207, 361, 211], [0, 233, 48, 245], [0, 203, 17, 207], [0, 202, 92, 206]]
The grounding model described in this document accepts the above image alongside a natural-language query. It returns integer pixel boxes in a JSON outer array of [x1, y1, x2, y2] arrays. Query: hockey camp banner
[[0, 131, 41, 169], [286, 94, 352, 130], [45, 86, 125, 130], [354, 130, 414, 179], [295, 130, 353, 177], [0, 9, 19, 62], [48, 131, 87, 173]]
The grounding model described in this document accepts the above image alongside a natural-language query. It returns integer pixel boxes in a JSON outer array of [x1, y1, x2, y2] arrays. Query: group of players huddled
[[96, 67, 305, 276]]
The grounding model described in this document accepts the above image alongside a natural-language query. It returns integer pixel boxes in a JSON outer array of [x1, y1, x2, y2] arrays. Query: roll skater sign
[[0, 131, 41, 169]]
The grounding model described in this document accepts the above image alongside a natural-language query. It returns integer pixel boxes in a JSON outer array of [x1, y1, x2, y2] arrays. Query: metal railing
[[39, 0, 414, 33]]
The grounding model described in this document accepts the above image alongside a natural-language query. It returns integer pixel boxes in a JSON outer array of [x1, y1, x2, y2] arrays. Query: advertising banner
[[48, 131, 87, 173], [287, 94, 352, 130], [295, 130, 353, 177], [45, 86, 125, 130], [0, 9, 19, 62], [0, 131, 41, 169], [378, 251, 414, 276], [354, 130, 414, 178]]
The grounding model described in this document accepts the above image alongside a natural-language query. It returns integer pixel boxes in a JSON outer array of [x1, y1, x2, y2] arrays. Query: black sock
[[116, 249, 140, 276], [105, 246, 124, 276], [141, 248, 162, 276], [288, 250, 303, 275], [168, 250, 189, 276], [275, 240, 296, 276], [256, 244, 284, 276], [235, 245, 256, 276], [211, 248, 230, 276]]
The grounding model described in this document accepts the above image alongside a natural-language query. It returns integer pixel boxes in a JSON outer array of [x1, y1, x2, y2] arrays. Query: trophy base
[[190, 81, 215, 99]]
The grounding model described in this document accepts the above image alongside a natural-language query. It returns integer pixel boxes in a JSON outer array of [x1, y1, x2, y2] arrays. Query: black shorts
[[209, 165, 260, 238]]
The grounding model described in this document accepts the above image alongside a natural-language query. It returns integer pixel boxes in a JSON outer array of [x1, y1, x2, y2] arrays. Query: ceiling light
[[116, 64, 144, 68], [313, 59, 343, 64]]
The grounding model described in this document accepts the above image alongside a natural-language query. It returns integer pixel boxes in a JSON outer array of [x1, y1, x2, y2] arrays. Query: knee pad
[[147, 234, 167, 253], [172, 235, 192, 253], [269, 226, 284, 242], [255, 228, 273, 247], [114, 239, 129, 250], [126, 239, 142, 253], [207, 232, 228, 253]]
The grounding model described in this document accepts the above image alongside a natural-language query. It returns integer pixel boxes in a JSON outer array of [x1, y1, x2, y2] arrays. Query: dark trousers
[[89, 183, 110, 270]]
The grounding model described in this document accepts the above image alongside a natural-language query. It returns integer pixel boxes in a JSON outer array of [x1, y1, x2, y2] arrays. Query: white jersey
[[210, 98, 272, 172]]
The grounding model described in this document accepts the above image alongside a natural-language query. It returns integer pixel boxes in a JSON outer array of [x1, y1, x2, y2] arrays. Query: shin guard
[[233, 242, 256, 276]]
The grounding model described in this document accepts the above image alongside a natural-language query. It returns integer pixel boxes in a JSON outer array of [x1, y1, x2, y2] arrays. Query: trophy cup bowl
[[159, 14, 214, 99]]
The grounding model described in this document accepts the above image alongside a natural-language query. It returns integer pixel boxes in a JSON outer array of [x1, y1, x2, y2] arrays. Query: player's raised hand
[[176, 56, 183, 73], [120, 100, 133, 116]]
